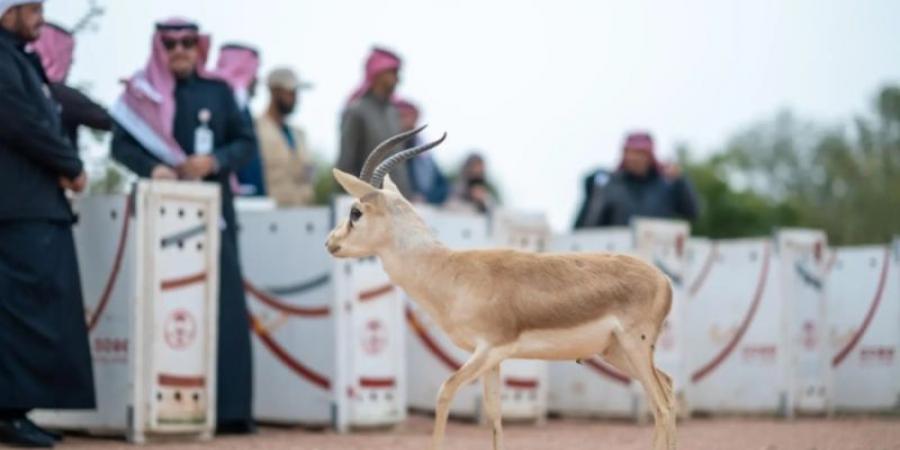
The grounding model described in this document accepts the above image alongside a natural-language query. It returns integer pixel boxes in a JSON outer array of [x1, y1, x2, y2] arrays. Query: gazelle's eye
[[350, 207, 362, 222]]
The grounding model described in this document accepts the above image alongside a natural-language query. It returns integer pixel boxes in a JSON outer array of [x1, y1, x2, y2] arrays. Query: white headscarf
[[0, 0, 44, 18]]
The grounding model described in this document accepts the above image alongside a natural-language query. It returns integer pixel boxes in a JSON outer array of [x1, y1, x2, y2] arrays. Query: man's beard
[[276, 101, 295, 116], [14, 10, 41, 42]]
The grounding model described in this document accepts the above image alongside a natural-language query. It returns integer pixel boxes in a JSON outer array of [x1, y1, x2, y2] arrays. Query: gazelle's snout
[[324, 238, 337, 252], [326, 240, 341, 255], [325, 231, 342, 256]]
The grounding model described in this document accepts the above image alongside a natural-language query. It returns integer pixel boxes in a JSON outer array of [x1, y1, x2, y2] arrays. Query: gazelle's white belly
[[513, 316, 621, 360]]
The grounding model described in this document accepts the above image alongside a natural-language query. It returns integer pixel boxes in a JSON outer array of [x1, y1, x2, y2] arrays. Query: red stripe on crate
[[504, 377, 539, 389], [158, 374, 206, 388], [244, 280, 331, 317], [405, 306, 462, 371], [688, 243, 718, 297], [691, 243, 771, 383], [359, 284, 394, 302], [360, 377, 396, 388], [249, 315, 331, 390], [88, 198, 132, 332], [161, 272, 207, 291], [832, 247, 891, 368], [583, 358, 631, 385]]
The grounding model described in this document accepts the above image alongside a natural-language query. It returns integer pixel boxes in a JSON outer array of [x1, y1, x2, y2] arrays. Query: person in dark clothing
[[395, 99, 449, 205], [212, 43, 265, 196], [109, 18, 256, 435], [444, 153, 498, 215], [0, 1, 95, 447], [574, 131, 699, 228], [50, 83, 113, 146], [31, 22, 112, 148]]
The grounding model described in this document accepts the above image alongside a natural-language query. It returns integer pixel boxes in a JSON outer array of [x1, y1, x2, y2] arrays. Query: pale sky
[[46, 0, 900, 230]]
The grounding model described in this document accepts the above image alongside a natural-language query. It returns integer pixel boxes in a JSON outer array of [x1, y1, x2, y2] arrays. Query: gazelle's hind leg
[[613, 326, 677, 450], [598, 343, 647, 423]]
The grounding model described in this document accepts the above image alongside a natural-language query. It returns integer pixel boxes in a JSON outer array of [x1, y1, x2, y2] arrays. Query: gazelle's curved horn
[[371, 132, 447, 189], [359, 124, 428, 183]]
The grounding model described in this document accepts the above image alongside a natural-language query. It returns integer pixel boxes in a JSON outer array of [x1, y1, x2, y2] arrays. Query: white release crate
[[548, 229, 640, 418], [827, 245, 900, 412], [405, 207, 547, 421], [491, 209, 551, 252], [686, 239, 786, 414], [775, 229, 833, 415], [239, 208, 335, 426], [32, 181, 221, 443], [238, 202, 407, 431]]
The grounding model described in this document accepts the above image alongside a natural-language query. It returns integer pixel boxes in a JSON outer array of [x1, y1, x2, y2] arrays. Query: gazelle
[[326, 126, 677, 450]]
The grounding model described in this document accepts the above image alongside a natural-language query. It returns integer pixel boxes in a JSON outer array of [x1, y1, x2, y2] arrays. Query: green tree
[[685, 85, 900, 245], [681, 150, 801, 239]]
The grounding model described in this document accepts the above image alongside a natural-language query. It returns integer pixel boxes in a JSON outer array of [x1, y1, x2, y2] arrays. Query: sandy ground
[[52, 415, 900, 450]]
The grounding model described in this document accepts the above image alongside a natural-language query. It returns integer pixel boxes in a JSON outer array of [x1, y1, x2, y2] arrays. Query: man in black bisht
[[0, 0, 95, 447], [574, 131, 699, 228], [109, 18, 257, 434]]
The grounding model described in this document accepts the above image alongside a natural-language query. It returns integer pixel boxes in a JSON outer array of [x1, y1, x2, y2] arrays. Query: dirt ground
[[55, 415, 900, 450]]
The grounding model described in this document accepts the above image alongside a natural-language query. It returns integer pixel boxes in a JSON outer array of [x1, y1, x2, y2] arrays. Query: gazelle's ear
[[382, 174, 401, 194], [333, 169, 377, 199]]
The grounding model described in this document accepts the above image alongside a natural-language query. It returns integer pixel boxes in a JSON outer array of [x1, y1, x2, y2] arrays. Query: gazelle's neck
[[377, 211, 454, 316]]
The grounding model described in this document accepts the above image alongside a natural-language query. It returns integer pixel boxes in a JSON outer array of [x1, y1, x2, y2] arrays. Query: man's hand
[[59, 171, 88, 193], [469, 185, 489, 203], [178, 155, 217, 180], [661, 163, 683, 181], [151, 165, 178, 180]]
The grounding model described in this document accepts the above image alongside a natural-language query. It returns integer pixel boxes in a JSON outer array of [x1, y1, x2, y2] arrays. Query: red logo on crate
[[94, 337, 129, 354], [860, 346, 895, 364], [741, 344, 776, 362], [361, 319, 388, 355], [164, 309, 197, 350]]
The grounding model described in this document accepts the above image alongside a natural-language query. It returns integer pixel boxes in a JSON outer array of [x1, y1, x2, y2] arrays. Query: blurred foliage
[[87, 161, 131, 195], [313, 161, 336, 205], [683, 85, 900, 245]]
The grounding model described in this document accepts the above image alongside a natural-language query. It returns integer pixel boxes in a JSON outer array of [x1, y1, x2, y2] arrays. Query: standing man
[[574, 131, 699, 228], [256, 67, 315, 207], [0, 1, 94, 447], [337, 47, 414, 198], [213, 43, 265, 196], [110, 18, 256, 434]]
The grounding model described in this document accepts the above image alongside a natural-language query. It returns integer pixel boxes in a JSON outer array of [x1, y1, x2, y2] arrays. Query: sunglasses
[[161, 36, 198, 51]]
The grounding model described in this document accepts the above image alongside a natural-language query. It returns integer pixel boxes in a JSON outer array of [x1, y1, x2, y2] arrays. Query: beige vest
[[255, 114, 315, 207]]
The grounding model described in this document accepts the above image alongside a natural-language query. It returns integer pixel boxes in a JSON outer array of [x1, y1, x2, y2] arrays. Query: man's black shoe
[[0, 418, 55, 448], [21, 418, 63, 442], [216, 420, 257, 435]]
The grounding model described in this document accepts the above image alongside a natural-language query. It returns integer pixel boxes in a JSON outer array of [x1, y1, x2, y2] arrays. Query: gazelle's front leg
[[432, 343, 512, 450], [482, 364, 504, 450]]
